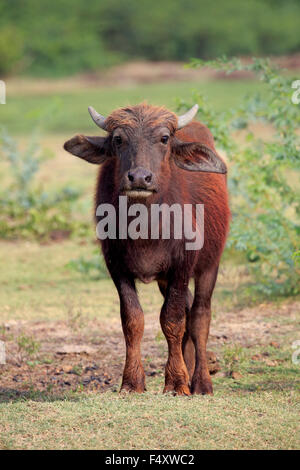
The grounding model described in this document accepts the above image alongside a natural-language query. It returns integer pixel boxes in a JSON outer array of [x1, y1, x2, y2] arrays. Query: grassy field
[[2, 77, 266, 135], [0, 240, 299, 449], [0, 73, 299, 450], [1, 391, 299, 449]]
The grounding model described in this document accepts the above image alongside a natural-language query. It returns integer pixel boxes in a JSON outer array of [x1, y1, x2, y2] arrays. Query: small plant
[[66, 249, 109, 280], [66, 303, 87, 331], [71, 364, 83, 376], [155, 331, 164, 343], [41, 357, 53, 365], [155, 330, 167, 357], [16, 333, 40, 364], [222, 344, 246, 376]]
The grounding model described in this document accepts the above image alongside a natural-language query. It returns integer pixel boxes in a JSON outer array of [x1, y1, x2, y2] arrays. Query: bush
[[1, 0, 300, 76], [0, 130, 88, 240], [99, 0, 300, 61], [183, 57, 300, 297], [0, 25, 24, 75], [0, 0, 120, 77], [66, 249, 109, 280]]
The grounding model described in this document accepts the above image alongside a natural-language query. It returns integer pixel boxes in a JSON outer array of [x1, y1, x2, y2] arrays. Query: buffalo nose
[[127, 167, 153, 187]]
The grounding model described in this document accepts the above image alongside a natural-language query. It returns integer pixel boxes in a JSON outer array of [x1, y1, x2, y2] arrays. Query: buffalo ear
[[172, 139, 227, 174], [63, 135, 111, 164]]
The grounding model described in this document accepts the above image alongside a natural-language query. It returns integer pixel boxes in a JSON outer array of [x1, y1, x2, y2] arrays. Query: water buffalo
[[64, 103, 230, 395]]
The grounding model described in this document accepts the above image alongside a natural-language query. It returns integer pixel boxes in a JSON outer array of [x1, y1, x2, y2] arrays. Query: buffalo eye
[[161, 135, 169, 144], [113, 135, 122, 146]]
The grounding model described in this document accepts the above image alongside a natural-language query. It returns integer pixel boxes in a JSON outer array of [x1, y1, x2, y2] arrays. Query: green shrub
[[1, 0, 300, 76], [0, 130, 87, 240], [99, 0, 300, 61], [0, 0, 121, 77], [0, 25, 24, 75], [16, 333, 40, 365], [66, 249, 109, 280], [184, 57, 300, 297]]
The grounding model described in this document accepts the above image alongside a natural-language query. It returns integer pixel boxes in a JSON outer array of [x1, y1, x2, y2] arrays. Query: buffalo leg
[[113, 276, 145, 393], [158, 280, 195, 382], [181, 288, 195, 382], [191, 266, 219, 395], [159, 277, 190, 395]]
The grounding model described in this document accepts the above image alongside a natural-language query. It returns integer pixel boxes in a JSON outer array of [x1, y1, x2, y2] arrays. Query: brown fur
[[105, 103, 178, 134], [64, 103, 230, 395]]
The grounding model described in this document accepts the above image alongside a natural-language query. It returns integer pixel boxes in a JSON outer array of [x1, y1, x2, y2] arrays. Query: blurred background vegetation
[[0, 0, 299, 303], [1, 0, 300, 77]]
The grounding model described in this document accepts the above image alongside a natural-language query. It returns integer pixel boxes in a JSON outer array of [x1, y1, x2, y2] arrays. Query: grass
[[0, 239, 299, 449], [0, 240, 275, 323], [0, 390, 298, 450], [2, 78, 265, 135]]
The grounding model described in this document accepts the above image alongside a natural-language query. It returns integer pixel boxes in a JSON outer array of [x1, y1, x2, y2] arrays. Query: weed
[[222, 344, 247, 376], [16, 333, 40, 364], [71, 365, 83, 376], [66, 303, 87, 332]]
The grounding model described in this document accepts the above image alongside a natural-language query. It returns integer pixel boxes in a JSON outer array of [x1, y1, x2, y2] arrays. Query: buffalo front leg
[[158, 280, 195, 382], [114, 276, 145, 393], [181, 288, 195, 382], [160, 278, 190, 396], [191, 266, 219, 395]]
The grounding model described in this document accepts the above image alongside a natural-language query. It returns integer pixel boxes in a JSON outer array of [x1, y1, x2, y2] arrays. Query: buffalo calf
[[64, 103, 230, 395]]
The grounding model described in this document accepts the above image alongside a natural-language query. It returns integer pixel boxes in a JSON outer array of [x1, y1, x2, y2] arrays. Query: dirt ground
[[0, 299, 298, 397]]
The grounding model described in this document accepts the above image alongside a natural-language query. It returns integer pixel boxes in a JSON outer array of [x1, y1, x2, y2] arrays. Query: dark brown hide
[[64, 104, 230, 395]]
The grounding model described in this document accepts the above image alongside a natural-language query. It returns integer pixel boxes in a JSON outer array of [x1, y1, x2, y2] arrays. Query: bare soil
[[0, 300, 298, 398]]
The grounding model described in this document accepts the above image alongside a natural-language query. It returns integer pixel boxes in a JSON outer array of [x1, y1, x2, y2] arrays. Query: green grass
[[0, 387, 298, 449], [2, 79, 265, 135], [0, 240, 272, 323]]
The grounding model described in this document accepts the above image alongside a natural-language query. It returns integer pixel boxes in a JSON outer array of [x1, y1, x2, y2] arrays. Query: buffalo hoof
[[163, 384, 191, 396], [120, 382, 145, 394], [191, 379, 213, 395]]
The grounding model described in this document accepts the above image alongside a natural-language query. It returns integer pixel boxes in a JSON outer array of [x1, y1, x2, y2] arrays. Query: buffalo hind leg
[[113, 276, 145, 393], [191, 266, 219, 395], [159, 277, 190, 396]]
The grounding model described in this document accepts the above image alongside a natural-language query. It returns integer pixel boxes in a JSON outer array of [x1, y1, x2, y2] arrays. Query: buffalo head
[[64, 103, 226, 199]]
